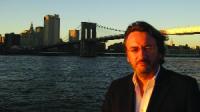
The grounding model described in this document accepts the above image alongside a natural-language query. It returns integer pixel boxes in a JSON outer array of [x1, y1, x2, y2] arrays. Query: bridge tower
[[80, 22, 97, 57]]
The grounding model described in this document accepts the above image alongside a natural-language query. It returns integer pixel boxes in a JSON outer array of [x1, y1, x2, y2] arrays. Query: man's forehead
[[127, 31, 152, 39], [125, 31, 157, 47], [127, 32, 155, 41], [126, 42, 153, 48]]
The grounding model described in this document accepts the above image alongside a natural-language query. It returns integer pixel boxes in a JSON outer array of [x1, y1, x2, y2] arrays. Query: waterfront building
[[166, 44, 199, 56], [107, 42, 125, 53], [44, 14, 60, 46], [20, 30, 31, 49], [69, 29, 79, 42], [20, 23, 44, 49], [35, 26, 44, 47], [4, 33, 21, 49], [20, 23, 36, 49], [0, 34, 4, 44]]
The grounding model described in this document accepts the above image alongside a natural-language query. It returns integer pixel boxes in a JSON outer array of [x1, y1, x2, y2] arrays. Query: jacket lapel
[[123, 74, 135, 112], [147, 67, 172, 112], [129, 77, 135, 112]]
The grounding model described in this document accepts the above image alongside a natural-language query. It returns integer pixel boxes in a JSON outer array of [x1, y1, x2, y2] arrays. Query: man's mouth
[[137, 60, 149, 66]]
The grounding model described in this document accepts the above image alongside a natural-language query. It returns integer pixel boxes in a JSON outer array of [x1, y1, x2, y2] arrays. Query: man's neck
[[135, 65, 160, 96], [136, 71, 155, 83], [136, 73, 154, 96]]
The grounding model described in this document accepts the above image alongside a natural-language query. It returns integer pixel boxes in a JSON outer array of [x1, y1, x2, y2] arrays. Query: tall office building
[[20, 23, 37, 49], [44, 14, 60, 46], [0, 34, 4, 44], [35, 26, 44, 48], [69, 29, 79, 42]]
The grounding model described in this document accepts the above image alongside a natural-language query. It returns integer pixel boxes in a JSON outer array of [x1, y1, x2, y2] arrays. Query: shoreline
[[0, 52, 200, 57]]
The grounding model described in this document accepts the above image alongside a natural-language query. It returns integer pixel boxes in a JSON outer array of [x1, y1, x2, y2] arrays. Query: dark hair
[[124, 21, 167, 64]]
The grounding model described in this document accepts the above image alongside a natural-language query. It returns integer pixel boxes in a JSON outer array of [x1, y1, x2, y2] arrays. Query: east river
[[0, 56, 199, 112]]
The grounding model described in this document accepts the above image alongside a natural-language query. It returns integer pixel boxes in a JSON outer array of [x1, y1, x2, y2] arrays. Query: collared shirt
[[132, 66, 160, 112]]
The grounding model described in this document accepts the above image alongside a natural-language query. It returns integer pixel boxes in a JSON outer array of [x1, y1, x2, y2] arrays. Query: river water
[[0, 56, 199, 112]]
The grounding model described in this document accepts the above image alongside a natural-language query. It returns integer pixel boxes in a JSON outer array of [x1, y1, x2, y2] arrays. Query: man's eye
[[145, 46, 153, 49], [130, 48, 138, 52]]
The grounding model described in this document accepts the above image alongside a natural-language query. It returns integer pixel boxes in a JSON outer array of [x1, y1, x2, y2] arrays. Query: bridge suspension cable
[[96, 23, 125, 38], [96, 24, 125, 33]]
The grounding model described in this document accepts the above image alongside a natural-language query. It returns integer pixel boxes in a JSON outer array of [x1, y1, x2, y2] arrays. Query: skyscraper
[[69, 29, 79, 42], [0, 34, 4, 44], [44, 14, 60, 46]]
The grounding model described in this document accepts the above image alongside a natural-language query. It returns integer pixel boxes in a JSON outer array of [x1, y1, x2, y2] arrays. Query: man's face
[[125, 31, 161, 75]]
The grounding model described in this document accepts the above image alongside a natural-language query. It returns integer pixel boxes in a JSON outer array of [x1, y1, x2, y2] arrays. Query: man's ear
[[127, 57, 130, 63]]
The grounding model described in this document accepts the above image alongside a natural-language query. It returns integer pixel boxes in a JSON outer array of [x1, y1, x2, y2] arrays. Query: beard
[[135, 59, 153, 75]]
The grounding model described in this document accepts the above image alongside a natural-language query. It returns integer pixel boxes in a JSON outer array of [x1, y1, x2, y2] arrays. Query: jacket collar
[[146, 66, 172, 112]]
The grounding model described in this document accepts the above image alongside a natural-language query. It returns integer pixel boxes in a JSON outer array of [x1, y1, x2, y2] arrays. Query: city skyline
[[1, 0, 200, 47]]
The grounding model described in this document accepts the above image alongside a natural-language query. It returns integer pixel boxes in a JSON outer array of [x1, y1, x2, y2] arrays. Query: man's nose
[[138, 48, 147, 58]]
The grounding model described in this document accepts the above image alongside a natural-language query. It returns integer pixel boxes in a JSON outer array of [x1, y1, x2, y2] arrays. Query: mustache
[[136, 59, 150, 65]]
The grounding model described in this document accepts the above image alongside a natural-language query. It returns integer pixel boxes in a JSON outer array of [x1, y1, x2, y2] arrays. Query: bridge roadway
[[77, 31, 200, 42], [43, 30, 200, 50], [163, 32, 200, 35], [41, 34, 124, 50]]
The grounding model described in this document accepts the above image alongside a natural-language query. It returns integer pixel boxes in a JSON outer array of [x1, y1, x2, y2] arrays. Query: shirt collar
[[132, 65, 160, 85]]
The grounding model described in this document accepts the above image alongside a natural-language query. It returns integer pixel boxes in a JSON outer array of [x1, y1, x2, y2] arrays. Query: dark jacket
[[102, 67, 200, 112]]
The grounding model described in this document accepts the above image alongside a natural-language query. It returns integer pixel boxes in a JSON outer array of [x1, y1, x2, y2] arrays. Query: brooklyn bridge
[[42, 22, 200, 57]]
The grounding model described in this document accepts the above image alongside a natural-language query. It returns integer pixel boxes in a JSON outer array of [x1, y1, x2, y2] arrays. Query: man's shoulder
[[112, 73, 132, 83], [162, 67, 197, 84], [163, 67, 200, 99], [109, 73, 133, 90]]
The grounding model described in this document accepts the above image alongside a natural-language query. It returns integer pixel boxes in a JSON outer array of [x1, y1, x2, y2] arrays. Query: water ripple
[[0, 56, 199, 112]]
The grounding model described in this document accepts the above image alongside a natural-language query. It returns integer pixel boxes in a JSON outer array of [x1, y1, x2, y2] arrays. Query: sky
[[0, 0, 200, 47]]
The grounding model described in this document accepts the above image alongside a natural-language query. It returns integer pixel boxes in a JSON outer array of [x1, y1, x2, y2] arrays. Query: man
[[102, 21, 200, 112]]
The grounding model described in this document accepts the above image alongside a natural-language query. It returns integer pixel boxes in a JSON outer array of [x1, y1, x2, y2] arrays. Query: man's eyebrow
[[127, 46, 138, 50], [129, 46, 138, 48]]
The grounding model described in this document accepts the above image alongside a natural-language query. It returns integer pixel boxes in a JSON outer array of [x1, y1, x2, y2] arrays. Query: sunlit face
[[125, 31, 161, 75]]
